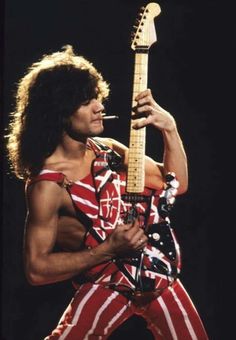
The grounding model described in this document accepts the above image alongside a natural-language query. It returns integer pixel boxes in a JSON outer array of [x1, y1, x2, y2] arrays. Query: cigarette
[[102, 114, 119, 120]]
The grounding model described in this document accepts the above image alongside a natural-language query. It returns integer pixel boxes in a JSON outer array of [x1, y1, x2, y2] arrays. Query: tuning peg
[[137, 6, 145, 18], [131, 27, 137, 40], [139, 6, 145, 12]]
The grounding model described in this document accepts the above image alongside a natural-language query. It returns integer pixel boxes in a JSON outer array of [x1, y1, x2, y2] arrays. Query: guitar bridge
[[122, 194, 150, 225]]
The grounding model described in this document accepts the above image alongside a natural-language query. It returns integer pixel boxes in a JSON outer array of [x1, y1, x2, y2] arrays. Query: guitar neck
[[126, 52, 149, 193]]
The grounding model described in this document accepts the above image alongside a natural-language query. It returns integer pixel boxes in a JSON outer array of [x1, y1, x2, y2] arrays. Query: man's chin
[[89, 126, 104, 137]]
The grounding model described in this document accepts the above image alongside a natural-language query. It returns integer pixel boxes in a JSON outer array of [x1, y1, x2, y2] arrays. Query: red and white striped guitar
[[121, 2, 181, 294], [80, 3, 181, 298]]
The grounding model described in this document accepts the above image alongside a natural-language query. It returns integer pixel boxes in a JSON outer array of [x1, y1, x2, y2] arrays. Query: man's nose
[[91, 99, 104, 113]]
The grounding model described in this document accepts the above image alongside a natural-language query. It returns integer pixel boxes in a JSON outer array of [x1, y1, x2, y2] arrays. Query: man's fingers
[[116, 218, 139, 231], [131, 108, 148, 120], [132, 115, 153, 129], [137, 237, 148, 249], [132, 229, 147, 244], [134, 88, 152, 101]]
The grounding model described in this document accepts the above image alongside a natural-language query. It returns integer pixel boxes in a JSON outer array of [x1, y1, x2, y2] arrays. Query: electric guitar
[[81, 3, 181, 297], [120, 2, 181, 294]]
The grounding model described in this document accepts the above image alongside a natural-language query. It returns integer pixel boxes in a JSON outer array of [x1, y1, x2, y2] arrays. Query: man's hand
[[132, 89, 176, 132], [106, 219, 148, 257]]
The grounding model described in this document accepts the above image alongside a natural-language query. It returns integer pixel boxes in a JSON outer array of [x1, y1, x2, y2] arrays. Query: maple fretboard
[[126, 52, 148, 193]]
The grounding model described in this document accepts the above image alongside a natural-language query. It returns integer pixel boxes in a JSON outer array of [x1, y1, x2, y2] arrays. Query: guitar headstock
[[131, 2, 161, 51]]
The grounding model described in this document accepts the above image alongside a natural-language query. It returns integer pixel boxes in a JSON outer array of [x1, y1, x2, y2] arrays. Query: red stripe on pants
[[143, 280, 209, 339], [44, 280, 208, 340], [45, 283, 132, 340]]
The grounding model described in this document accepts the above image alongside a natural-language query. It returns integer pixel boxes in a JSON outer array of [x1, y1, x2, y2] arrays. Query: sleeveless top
[[27, 138, 181, 294]]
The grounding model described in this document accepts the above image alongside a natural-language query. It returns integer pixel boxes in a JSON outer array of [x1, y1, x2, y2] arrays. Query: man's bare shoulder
[[26, 180, 63, 205]]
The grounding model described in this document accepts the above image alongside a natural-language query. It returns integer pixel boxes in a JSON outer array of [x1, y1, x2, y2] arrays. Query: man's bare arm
[[24, 180, 147, 285], [121, 89, 188, 194]]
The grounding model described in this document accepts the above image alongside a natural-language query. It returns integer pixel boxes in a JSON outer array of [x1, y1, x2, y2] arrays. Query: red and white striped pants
[[45, 280, 208, 340]]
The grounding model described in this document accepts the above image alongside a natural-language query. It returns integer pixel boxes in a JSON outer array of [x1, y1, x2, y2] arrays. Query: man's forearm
[[25, 241, 115, 286], [162, 126, 188, 194]]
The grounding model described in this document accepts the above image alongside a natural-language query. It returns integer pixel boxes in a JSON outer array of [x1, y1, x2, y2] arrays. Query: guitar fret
[[127, 52, 149, 193], [128, 150, 145, 155]]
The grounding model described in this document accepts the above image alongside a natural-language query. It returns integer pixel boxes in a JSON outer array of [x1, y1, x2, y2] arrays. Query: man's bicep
[[25, 181, 62, 256], [145, 156, 163, 176], [26, 181, 62, 223]]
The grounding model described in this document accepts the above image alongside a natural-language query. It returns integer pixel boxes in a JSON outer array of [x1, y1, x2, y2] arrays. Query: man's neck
[[52, 134, 90, 161]]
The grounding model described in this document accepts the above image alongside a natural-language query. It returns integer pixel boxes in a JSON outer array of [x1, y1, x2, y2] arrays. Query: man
[[7, 45, 208, 339]]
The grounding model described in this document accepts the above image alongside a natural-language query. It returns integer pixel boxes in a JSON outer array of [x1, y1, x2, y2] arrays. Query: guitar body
[[119, 172, 181, 293], [75, 155, 181, 295]]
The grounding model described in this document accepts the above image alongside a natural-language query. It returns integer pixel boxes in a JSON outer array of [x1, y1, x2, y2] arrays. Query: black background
[[1, 1, 235, 339]]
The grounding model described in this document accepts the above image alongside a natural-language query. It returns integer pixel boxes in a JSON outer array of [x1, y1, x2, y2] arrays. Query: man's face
[[67, 98, 105, 138]]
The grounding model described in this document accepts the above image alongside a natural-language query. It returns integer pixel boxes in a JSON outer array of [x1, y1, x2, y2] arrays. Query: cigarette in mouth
[[102, 113, 119, 120]]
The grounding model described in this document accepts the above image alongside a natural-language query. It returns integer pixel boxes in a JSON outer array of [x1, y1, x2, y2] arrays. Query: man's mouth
[[91, 118, 103, 125]]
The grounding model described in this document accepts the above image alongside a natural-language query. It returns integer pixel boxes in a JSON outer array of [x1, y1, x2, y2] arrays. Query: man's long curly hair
[[6, 45, 110, 180]]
